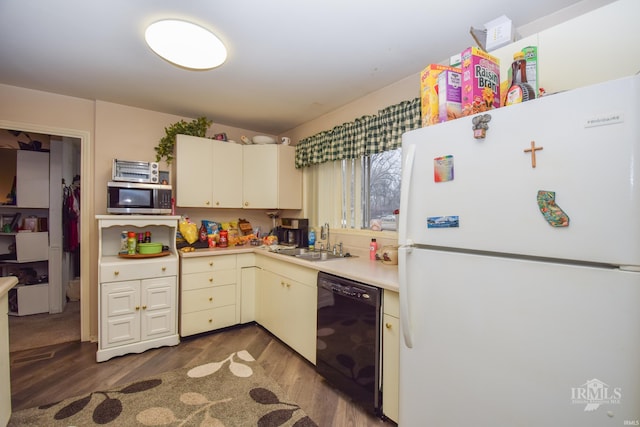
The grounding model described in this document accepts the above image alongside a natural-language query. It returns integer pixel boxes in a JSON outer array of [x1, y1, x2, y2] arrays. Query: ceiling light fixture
[[145, 19, 227, 70]]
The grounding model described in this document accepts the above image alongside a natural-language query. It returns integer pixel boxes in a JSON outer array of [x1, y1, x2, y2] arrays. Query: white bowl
[[252, 135, 276, 144]]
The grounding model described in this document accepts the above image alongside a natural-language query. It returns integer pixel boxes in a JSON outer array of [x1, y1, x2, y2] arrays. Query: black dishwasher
[[316, 271, 382, 415]]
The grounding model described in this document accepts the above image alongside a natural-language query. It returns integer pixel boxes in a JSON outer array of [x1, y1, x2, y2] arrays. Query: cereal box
[[460, 47, 500, 116], [438, 69, 462, 123], [420, 64, 459, 127]]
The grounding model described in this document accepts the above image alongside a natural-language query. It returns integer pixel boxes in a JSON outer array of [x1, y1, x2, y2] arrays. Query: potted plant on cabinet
[[154, 117, 212, 165]]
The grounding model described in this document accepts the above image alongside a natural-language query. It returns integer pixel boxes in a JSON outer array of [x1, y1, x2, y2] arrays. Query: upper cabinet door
[[211, 141, 243, 208], [276, 145, 302, 210], [175, 135, 214, 207], [17, 150, 49, 208], [243, 145, 278, 209]]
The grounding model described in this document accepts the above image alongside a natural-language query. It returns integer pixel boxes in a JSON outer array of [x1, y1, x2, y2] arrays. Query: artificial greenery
[[155, 116, 213, 164]]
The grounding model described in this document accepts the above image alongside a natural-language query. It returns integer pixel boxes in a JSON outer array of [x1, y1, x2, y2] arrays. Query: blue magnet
[[427, 216, 459, 228]]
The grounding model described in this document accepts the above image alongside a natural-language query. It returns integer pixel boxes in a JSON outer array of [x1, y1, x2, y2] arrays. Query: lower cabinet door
[[101, 280, 141, 349], [140, 276, 177, 340]]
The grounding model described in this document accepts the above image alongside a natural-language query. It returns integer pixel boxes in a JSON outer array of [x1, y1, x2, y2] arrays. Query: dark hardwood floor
[[10, 323, 396, 426]]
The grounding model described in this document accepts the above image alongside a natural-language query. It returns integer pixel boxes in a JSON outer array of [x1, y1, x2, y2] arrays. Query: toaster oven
[[112, 159, 159, 183]]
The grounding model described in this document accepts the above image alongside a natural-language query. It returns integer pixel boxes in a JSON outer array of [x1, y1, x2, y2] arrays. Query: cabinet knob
[[161, 266, 166, 272], [209, 261, 213, 266], [142, 305, 147, 310], [208, 319, 213, 323], [209, 297, 213, 302], [244, 201, 249, 207], [135, 306, 140, 311], [209, 277, 213, 282], [206, 201, 210, 206], [385, 323, 393, 329], [215, 201, 220, 206], [114, 271, 119, 276]]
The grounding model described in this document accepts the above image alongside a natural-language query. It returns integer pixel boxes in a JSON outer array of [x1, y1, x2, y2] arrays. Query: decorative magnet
[[427, 216, 459, 229], [434, 155, 454, 182], [472, 114, 491, 139], [537, 190, 570, 227]]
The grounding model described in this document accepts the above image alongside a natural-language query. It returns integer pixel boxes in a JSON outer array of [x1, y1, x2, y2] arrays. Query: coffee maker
[[276, 218, 309, 247]]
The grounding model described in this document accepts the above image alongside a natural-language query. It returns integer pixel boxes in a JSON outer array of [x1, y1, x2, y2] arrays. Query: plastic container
[[369, 238, 378, 260], [137, 242, 162, 255], [505, 52, 535, 106], [308, 228, 316, 250], [127, 231, 136, 255]]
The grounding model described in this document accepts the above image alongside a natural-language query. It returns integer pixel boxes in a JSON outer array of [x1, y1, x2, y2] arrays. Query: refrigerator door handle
[[399, 241, 414, 348], [398, 144, 416, 244]]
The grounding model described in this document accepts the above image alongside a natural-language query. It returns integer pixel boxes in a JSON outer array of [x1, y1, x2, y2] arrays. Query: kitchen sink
[[272, 247, 353, 262]]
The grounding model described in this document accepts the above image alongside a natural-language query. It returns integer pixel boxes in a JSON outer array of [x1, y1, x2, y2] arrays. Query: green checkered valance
[[295, 97, 421, 168]]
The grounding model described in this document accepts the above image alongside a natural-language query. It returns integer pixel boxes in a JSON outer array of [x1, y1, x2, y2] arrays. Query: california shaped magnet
[[537, 190, 569, 227]]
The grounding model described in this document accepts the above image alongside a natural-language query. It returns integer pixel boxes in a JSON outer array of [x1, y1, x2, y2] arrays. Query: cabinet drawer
[[181, 284, 236, 313], [101, 259, 177, 283], [384, 290, 399, 317], [181, 269, 236, 291], [181, 255, 236, 274], [180, 305, 237, 336]]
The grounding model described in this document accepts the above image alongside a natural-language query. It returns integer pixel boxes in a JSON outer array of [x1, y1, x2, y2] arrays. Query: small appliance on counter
[[112, 158, 159, 183], [107, 181, 172, 215], [275, 218, 308, 247]]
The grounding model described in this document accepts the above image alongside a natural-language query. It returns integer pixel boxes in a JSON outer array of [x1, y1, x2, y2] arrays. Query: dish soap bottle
[[369, 238, 378, 260], [308, 228, 316, 250], [505, 52, 535, 106]]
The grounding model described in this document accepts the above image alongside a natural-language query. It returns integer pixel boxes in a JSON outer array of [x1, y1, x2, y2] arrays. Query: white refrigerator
[[398, 74, 640, 426]]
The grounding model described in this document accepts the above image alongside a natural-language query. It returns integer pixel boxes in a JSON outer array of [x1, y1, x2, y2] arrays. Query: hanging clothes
[[63, 176, 80, 252]]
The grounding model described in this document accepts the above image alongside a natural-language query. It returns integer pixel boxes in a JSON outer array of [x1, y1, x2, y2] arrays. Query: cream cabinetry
[[179, 254, 240, 336], [175, 134, 243, 208], [255, 256, 317, 363], [242, 144, 301, 209], [175, 135, 301, 210], [238, 252, 257, 323], [96, 215, 180, 362], [382, 290, 399, 423]]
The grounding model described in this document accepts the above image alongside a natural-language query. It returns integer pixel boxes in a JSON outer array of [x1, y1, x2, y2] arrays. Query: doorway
[[0, 122, 89, 351]]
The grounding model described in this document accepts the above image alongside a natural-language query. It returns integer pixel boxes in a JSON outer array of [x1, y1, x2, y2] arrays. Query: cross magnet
[[524, 141, 543, 168]]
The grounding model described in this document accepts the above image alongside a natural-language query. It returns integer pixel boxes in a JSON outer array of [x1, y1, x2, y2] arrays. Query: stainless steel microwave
[[107, 181, 172, 214], [112, 159, 159, 183]]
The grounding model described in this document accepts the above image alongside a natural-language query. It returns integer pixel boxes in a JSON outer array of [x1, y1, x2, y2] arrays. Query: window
[[333, 148, 401, 231], [365, 148, 401, 230]]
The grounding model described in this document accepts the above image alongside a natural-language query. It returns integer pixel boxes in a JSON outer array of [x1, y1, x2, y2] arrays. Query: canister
[[219, 230, 228, 247]]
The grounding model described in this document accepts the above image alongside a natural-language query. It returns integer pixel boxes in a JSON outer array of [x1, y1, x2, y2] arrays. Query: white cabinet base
[[96, 334, 179, 363]]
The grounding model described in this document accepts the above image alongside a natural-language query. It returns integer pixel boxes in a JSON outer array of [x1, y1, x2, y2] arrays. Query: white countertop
[[0, 276, 19, 297], [180, 245, 399, 292]]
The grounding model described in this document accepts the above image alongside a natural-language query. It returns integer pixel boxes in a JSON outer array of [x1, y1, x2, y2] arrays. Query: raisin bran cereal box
[[460, 47, 500, 116], [438, 69, 462, 123], [420, 64, 459, 127]]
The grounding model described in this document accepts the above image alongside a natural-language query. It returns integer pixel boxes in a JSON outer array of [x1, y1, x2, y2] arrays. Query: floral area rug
[[9, 350, 317, 426]]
